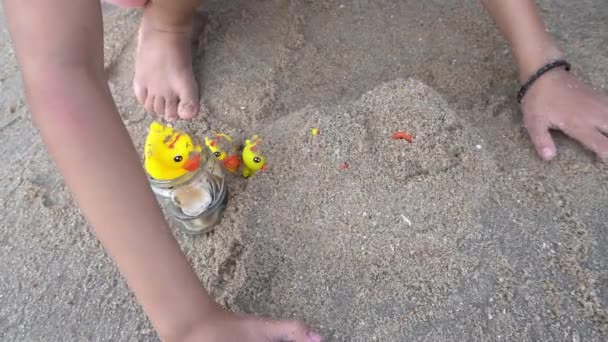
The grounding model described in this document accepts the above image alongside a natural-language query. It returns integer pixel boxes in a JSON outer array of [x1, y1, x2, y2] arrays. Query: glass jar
[[148, 148, 227, 235]]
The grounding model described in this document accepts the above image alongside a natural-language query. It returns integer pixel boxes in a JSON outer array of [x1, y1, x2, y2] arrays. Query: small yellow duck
[[144, 121, 203, 180], [205, 134, 231, 161], [205, 133, 241, 173], [241, 135, 268, 178]]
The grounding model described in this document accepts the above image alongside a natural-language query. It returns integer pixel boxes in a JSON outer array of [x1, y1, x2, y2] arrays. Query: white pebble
[[400, 214, 412, 226]]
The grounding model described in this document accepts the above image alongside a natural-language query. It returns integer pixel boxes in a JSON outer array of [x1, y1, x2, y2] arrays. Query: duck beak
[[262, 164, 269, 171], [182, 154, 201, 172]]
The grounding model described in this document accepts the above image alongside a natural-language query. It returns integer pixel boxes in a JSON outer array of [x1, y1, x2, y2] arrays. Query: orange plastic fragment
[[391, 131, 414, 142]]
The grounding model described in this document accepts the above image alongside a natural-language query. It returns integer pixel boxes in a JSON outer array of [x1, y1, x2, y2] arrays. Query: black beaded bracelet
[[517, 59, 571, 103]]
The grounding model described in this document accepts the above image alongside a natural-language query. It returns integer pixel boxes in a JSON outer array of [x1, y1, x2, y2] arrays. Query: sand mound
[[184, 78, 496, 340]]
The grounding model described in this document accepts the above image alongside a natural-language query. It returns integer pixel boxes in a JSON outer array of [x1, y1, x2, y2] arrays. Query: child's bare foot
[[179, 310, 323, 342], [133, 6, 200, 121]]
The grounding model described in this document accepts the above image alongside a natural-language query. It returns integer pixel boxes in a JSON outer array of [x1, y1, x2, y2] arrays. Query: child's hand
[[521, 69, 608, 161], [180, 310, 322, 342]]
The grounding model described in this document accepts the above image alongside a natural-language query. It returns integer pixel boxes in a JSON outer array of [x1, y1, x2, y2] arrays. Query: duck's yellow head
[[242, 135, 268, 177], [144, 122, 203, 181], [205, 136, 227, 161], [205, 133, 235, 161]]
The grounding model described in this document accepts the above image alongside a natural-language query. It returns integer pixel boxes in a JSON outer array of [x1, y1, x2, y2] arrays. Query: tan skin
[[482, 0, 608, 161], [3, 1, 321, 341], [128, 0, 608, 161], [133, 0, 201, 121], [2, 0, 607, 340]]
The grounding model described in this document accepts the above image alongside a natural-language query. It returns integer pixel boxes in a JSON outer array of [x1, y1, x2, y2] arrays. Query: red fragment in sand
[[391, 131, 414, 142], [339, 162, 350, 171], [222, 155, 240, 172]]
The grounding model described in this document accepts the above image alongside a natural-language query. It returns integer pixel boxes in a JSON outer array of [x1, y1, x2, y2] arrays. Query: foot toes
[[133, 82, 147, 106], [178, 100, 200, 120], [144, 95, 156, 116], [165, 96, 179, 122], [177, 82, 200, 120], [154, 96, 166, 117]]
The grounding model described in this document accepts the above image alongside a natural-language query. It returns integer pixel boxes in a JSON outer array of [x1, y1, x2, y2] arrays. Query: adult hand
[[521, 68, 608, 161]]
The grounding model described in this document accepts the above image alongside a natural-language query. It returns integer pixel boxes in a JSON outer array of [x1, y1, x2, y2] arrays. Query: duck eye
[[214, 152, 221, 158], [253, 157, 261, 163], [173, 155, 183, 162]]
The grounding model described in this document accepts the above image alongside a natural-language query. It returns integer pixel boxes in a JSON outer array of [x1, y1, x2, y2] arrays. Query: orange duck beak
[[223, 155, 240, 172], [182, 154, 201, 172]]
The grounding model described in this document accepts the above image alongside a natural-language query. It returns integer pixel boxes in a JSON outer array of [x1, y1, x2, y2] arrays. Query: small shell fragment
[[171, 178, 212, 217]]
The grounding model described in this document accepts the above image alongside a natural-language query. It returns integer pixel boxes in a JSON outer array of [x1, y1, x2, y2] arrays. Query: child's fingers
[[564, 126, 608, 161], [267, 320, 322, 342], [525, 117, 557, 160]]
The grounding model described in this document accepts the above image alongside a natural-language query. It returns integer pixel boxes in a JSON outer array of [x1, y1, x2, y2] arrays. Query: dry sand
[[1, 0, 608, 341]]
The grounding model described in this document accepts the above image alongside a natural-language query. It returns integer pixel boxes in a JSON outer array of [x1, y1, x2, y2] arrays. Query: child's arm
[[481, 0, 608, 161], [3, 0, 221, 339], [3, 2, 320, 341]]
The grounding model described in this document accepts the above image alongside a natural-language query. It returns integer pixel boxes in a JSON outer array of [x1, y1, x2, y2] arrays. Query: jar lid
[[144, 121, 203, 181]]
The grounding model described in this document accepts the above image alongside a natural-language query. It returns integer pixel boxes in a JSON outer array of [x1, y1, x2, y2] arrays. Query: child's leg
[[134, 0, 203, 121]]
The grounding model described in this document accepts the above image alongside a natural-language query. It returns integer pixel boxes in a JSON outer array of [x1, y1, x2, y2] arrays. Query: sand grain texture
[[1, 1, 607, 341]]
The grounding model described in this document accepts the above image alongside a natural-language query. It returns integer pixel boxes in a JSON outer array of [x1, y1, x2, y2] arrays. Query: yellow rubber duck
[[242, 135, 268, 178], [144, 121, 203, 180], [204, 134, 232, 161], [205, 133, 241, 173]]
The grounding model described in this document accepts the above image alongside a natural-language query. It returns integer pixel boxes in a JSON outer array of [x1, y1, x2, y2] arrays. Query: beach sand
[[1, 0, 607, 340]]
